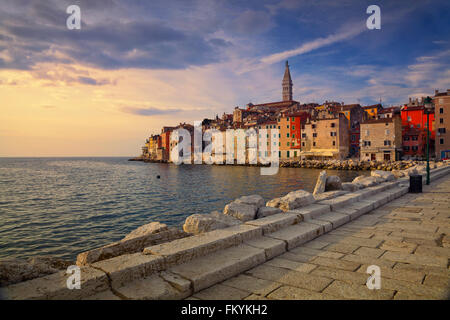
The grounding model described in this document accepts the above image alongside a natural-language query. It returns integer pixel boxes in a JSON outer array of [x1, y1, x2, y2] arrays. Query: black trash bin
[[409, 174, 422, 193]]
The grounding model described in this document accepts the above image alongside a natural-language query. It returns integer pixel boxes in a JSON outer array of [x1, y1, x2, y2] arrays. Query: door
[[371, 153, 376, 161], [384, 153, 391, 161]]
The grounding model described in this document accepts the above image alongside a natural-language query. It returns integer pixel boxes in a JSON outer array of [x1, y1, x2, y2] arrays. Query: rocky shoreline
[[0, 161, 447, 291], [130, 156, 433, 172]]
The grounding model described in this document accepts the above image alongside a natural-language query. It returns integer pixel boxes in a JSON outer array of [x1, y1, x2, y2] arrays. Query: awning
[[298, 149, 339, 157]]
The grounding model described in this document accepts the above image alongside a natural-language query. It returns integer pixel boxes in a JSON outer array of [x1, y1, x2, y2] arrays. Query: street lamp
[[424, 96, 433, 185]]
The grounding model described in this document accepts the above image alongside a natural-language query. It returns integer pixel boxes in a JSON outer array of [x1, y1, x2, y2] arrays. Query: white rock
[[352, 176, 379, 187], [325, 175, 342, 191], [371, 170, 395, 182], [182, 211, 242, 234], [223, 202, 258, 221], [267, 190, 315, 212], [235, 195, 265, 208], [122, 222, 168, 241], [313, 170, 327, 195]]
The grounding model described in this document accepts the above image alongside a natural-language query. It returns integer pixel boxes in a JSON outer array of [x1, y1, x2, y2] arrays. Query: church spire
[[282, 60, 293, 101]]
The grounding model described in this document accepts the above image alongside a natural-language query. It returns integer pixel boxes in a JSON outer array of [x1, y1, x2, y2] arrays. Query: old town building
[[300, 113, 349, 160], [360, 115, 402, 162], [434, 89, 450, 160]]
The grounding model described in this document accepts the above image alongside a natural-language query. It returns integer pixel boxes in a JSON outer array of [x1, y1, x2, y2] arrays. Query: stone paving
[[188, 175, 450, 300]]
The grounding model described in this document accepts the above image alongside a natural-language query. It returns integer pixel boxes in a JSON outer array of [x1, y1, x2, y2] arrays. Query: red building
[[401, 105, 435, 140], [400, 105, 435, 158], [402, 127, 426, 157]]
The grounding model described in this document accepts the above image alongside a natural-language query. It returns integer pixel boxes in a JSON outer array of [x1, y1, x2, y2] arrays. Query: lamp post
[[424, 96, 433, 185]]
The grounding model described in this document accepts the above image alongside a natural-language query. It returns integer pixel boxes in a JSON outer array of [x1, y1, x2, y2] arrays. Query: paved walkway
[[188, 176, 450, 300]]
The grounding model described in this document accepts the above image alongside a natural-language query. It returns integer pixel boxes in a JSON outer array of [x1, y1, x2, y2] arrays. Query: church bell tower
[[282, 60, 293, 101]]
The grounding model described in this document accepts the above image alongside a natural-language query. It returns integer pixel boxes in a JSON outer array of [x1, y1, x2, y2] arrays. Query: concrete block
[[1, 266, 109, 300], [244, 236, 286, 260], [267, 222, 323, 250], [288, 203, 331, 220], [169, 244, 266, 292], [245, 213, 300, 235], [314, 211, 350, 229], [92, 253, 166, 287], [114, 273, 192, 300], [143, 224, 262, 266], [319, 194, 357, 211]]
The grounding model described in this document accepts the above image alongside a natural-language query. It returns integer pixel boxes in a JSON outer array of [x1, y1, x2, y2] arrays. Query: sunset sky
[[1, 0, 449, 156]]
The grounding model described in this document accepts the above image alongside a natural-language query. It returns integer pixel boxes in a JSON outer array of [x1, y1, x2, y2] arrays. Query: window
[[287, 125, 289, 129], [440, 138, 444, 145], [440, 118, 444, 124], [331, 123, 335, 128], [385, 129, 390, 135], [404, 146, 410, 151], [332, 141, 336, 146], [404, 136, 409, 141], [312, 124, 316, 129], [438, 128, 446, 134], [313, 133, 317, 137], [440, 108, 444, 114], [384, 140, 391, 146], [363, 141, 371, 146], [412, 146, 418, 151], [385, 123, 388, 126], [351, 135, 355, 141], [302, 142, 305, 147], [267, 134, 269, 138], [294, 151, 297, 157], [278, 126, 280, 129], [279, 133, 280, 138], [365, 130, 369, 136], [287, 142, 290, 146], [291, 142, 294, 146], [313, 142, 316, 146], [287, 133, 290, 138], [302, 133, 306, 138], [412, 136, 418, 141], [292, 134, 295, 138], [279, 151, 281, 157], [286, 117, 290, 121], [292, 125, 295, 130], [407, 116, 412, 121], [301, 125, 305, 130], [417, 124, 420, 128]]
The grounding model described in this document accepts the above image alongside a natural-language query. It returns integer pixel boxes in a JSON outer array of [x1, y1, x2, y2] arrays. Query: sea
[[0, 157, 369, 260]]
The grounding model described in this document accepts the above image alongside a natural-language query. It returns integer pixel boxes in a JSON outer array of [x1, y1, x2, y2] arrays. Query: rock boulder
[[183, 211, 242, 234], [234, 195, 265, 208], [325, 175, 342, 191], [267, 190, 315, 212], [223, 202, 258, 221], [313, 170, 327, 195]]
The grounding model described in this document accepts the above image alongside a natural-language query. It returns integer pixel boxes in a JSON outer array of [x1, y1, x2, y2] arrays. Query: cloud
[[120, 106, 183, 116], [260, 25, 365, 65], [0, 1, 230, 70]]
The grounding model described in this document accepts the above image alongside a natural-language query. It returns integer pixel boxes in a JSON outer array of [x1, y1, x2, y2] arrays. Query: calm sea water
[[0, 158, 369, 260]]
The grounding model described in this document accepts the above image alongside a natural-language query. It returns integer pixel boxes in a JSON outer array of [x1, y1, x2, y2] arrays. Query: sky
[[0, 0, 449, 156]]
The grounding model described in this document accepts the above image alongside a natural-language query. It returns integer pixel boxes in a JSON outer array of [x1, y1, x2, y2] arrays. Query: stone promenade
[[188, 176, 450, 300]]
